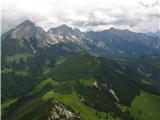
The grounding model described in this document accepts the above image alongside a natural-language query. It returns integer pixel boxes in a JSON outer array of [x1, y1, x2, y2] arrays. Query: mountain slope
[[2, 51, 160, 120], [3, 20, 160, 58], [2, 20, 57, 55], [48, 24, 91, 45], [87, 28, 160, 58], [113, 54, 160, 95], [2, 20, 160, 120]]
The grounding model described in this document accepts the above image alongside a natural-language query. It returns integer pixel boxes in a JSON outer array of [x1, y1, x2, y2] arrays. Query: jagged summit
[[11, 20, 36, 39], [48, 24, 89, 45], [14, 20, 36, 31], [2, 20, 57, 52], [48, 24, 73, 35], [58, 24, 71, 29], [19, 20, 35, 26], [2, 20, 160, 56], [109, 27, 117, 30]]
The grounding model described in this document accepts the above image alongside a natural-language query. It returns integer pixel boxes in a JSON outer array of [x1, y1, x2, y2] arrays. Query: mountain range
[[1, 20, 160, 120], [146, 30, 160, 38], [2, 20, 160, 57]]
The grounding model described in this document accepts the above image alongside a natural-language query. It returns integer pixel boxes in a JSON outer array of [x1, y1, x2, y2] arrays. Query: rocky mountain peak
[[11, 20, 37, 39], [58, 24, 72, 30], [48, 24, 73, 35], [18, 20, 35, 26], [109, 27, 117, 31], [2, 20, 57, 51], [48, 25, 90, 45]]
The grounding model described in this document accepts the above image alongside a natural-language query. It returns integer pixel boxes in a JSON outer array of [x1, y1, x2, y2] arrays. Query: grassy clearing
[[130, 91, 160, 120], [43, 68, 50, 75], [116, 103, 129, 112], [1, 98, 18, 110], [28, 78, 59, 95], [1, 98, 18, 114], [5, 53, 32, 63], [55, 56, 66, 65], [1, 68, 12, 73], [117, 91, 160, 120], [79, 79, 96, 87], [15, 70, 29, 77], [141, 79, 153, 85]]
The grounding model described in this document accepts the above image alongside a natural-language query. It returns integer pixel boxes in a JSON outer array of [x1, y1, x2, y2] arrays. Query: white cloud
[[1, 0, 160, 33]]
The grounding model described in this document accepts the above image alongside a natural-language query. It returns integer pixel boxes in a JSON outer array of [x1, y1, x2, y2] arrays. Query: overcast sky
[[1, 0, 160, 33]]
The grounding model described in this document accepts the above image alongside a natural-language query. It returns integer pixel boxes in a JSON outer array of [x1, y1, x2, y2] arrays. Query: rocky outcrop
[[48, 100, 82, 120]]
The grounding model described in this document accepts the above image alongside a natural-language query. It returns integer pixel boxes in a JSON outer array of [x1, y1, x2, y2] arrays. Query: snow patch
[[109, 89, 119, 102], [93, 81, 98, 88]]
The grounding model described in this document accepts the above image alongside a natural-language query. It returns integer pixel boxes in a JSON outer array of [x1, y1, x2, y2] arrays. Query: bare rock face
[[2, 20, 57, 51], [48, 100, 81, 120], [48, 25, 93, 46]]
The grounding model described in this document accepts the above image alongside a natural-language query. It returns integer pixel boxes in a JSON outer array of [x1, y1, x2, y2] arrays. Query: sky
[[1, 0, 160, 33]]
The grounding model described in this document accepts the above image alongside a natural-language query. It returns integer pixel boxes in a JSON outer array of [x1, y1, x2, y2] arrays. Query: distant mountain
[[48, 24, 93, 49], [48, 25, 160, 58], [113, 54, 160, 95], [2, 20, 57, 55], [2, 20, 160, 57], [146, 30, 160, 38], [87, 28, 160, 57]]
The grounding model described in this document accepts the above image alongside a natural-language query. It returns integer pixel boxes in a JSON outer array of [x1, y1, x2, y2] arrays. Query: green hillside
[[1, 47, 160, 120], [1, 19, 160, 120], [130, 91, 160, 120], [2, 77, 121, 120], [52, 54, 100, 81]]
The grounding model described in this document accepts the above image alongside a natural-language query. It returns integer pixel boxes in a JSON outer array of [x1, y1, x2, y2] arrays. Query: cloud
[[139, 0, 159, 8], [148, 13, 160, 18], [1, 0, 160, 33]]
